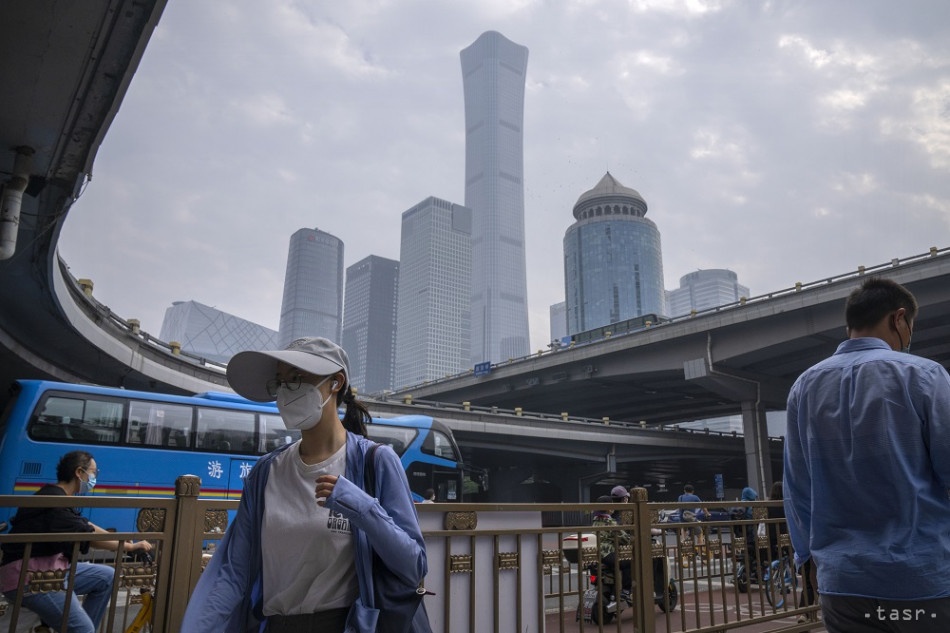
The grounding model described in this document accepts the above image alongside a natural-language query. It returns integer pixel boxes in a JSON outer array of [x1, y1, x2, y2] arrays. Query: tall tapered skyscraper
[[461, 31, 531, 364], [278, 228, 344, 346]]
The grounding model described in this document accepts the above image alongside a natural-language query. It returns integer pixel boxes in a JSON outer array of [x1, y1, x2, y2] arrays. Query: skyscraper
[[461, 31, 531, 365], [393, 197, 472, 390], [278, 228, 344, 347], [159, 300, 278, 364], [564, 172, 666, 335], [666, 269, 750, 317], [549, 301, 567, 344], [342, 255, 399, 394]]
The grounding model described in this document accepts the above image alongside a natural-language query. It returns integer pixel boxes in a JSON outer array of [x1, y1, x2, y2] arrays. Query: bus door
[[406, 461, 460, 502], [432, 467, 459, 502]]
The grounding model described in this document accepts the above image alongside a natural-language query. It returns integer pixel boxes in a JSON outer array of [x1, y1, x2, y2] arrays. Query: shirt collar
[[835, 337, 892, 354]]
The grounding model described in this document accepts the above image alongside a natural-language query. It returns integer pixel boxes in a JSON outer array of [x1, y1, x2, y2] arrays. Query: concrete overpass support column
[[741, 399, 772, 494]]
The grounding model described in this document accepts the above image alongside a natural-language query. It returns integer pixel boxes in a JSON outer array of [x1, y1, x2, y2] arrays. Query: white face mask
[[276, 376, 332, 431]]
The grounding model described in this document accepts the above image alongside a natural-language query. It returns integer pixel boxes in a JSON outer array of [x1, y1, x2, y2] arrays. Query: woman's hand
[[315, 474, 338, 506]]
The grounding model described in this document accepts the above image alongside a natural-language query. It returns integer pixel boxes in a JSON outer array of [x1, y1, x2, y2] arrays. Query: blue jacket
[[181, 432, 429, 632]]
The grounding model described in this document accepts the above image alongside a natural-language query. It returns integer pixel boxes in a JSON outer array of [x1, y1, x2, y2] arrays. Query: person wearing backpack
[[182, 337, 431, 633]]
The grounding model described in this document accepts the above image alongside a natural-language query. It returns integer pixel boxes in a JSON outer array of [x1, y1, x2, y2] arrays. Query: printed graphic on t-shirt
[[327, 510, 350, 535]]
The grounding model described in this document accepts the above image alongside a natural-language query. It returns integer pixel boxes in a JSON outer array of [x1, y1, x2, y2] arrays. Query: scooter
[[652, 553, 679, 613], [576, 554, 678, 624], [576, 560, 631, 625]]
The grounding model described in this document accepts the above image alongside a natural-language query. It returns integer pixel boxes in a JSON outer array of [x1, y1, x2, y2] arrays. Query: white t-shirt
[[261, 441, 358, 615]]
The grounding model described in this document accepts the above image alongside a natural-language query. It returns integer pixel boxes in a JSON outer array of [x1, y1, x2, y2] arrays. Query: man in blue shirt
[[784, 277, 950, 632]]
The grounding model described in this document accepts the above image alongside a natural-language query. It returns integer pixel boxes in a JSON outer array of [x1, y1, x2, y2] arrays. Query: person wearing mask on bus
[[181, 337, 430, 633], [0, 450, 152, 633]]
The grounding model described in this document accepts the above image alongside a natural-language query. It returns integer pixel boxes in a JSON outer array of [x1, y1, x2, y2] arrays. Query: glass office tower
[[159, 300, 278, 364], [667, 269, 750, 317], [564, 172, 666, 335], [342, 255, 399, 394], [278, 228, 344, 346], [393, 197, 472, 390], [549, 301, 567, 344], [461, 31, 531, 364]]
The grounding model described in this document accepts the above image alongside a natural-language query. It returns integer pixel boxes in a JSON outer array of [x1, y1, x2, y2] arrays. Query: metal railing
[[1, 485, 820, 632]]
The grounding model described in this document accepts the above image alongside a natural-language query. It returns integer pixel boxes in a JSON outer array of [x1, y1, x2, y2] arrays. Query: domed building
[[563, 172, 666, 335]]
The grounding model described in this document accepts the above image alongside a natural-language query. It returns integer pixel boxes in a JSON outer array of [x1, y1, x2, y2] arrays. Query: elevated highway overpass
[[397, 250, 950, 424], [0, 0, 228, 398], [1, 1, 947, 497], [366, 397, 784, 501], [394, 250, 950, 490]]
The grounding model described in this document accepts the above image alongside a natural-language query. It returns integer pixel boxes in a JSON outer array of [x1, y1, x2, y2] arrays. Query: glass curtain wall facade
[[394, 197, 472, 390], [278, 228, 344, 346], [159, 300, 278, 364], [549, 301, 567, 344], [666, 269, 749, 317], [461, 31, 531, 365], [564, 172, 666, 335], [342, 255, 399, 395]]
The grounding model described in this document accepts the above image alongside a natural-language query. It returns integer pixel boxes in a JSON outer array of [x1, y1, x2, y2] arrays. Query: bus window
[[422, 429, 458, 461], [260, 413, 300, 453], [83, 399, 123, 443], [29, 395, 123, 444], [366, 425, 416, 457], [196, 408, 256, 453], [129, 400, 193, 448]]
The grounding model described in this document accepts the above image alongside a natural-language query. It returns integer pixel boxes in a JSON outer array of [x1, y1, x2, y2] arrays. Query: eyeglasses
[[265, 373, 304, 399]]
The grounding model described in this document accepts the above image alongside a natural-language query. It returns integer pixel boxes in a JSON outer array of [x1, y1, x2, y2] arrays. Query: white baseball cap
[[226, 337, 350, 402]]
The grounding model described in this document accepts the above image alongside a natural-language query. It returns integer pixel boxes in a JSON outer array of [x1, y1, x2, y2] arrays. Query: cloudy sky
[[59, 0, 950, 352]]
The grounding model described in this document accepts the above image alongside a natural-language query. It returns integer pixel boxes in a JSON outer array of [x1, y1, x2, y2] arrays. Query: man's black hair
[[845, 277, 918, 332]]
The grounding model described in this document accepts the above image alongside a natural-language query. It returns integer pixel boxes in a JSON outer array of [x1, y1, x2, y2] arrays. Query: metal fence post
[[162, 474, 202, 631], [631, 486, 656, 633]]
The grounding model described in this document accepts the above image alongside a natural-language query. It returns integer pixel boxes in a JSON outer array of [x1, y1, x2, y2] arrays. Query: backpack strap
[[363, 442, 380, 496]]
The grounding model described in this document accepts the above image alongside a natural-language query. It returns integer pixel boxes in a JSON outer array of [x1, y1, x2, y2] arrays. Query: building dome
[[573, 172, 647, 220], [563, 171, 664, 334]]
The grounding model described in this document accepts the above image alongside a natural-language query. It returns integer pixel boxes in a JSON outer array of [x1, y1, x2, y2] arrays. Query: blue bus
[[0, 380, 467, 531]]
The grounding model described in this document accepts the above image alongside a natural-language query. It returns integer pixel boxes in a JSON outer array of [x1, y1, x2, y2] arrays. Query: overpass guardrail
[[1, 483, 818, 632], [394, 245, 948, 393], [60, 247, 947, 394], [366, 394, 786, 443]]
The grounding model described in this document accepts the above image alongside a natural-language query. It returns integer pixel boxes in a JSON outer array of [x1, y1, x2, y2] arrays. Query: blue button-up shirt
[[784, 337, 950, 599]]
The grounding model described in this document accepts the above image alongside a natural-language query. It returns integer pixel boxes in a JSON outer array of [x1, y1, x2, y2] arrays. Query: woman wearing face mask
[[0, 450, 153, 633], [182, 337, 431, 633]]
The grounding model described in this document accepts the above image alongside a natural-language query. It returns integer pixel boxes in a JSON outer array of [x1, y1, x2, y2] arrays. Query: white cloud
[[228, 93, 296, 127], [831, 172, 878, 196], [688, 128, 753, 167], [881, 82, 950, 169], [629, 0, 726, 17], [778, 34, 833, 69], [618, 50, 682, 77]]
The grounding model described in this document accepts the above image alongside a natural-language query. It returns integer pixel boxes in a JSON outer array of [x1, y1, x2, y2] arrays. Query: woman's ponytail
[[339, 386, 370, 436]]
